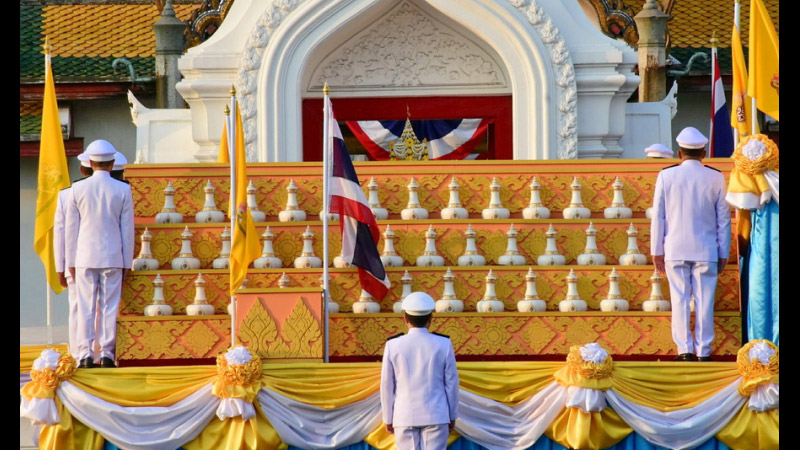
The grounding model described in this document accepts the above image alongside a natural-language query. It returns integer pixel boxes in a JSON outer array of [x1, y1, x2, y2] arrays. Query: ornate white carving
[[309, 2, 504, 90], [662, 81, 679, 119], [514, 0, 578, 159]]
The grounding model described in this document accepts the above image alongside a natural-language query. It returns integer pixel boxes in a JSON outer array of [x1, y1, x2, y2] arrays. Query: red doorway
[[302, 96, 512, 161]]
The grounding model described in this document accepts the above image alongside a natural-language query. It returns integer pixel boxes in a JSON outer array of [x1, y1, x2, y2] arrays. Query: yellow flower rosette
[[212, 347, 263, 402], [20, 351, 76, 400], [727, 134, 779, 209], [737, 340, 779, 397], [554, 343, 613, 390]]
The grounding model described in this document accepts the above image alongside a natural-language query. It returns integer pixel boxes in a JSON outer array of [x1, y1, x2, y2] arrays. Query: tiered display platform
[[120, 159, 740, 364]]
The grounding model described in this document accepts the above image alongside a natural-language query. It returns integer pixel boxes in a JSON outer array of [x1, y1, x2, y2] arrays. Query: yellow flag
[[229, 103, 260, 294], [747, 0, 779, 121], [34, 38, 70, 295], [730, 24, 759, 138], [217, 114, 230, 163]]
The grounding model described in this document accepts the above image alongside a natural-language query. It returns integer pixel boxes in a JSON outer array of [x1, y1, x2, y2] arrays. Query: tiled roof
[[20, 3, 197, 82], [20, 102, 43, 136]]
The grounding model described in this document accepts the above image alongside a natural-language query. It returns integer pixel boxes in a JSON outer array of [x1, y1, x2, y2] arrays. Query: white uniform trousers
[[66, 274, 79, 356], [665, 261, 718, 357], [75, 268, 122, 361], [395, 424, 449, 450]]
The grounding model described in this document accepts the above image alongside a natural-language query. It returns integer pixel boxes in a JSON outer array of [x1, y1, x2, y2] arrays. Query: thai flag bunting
[[327, 98, 390, 299], [346, 118, 492, 160], [710, 48, 734, 157]]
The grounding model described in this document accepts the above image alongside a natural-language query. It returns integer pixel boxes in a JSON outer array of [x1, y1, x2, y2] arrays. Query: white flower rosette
[[213, 346, 262, 421], [554, 343, 612, 413], [737, 341, 779, 412], [20, 349, 76, 425]]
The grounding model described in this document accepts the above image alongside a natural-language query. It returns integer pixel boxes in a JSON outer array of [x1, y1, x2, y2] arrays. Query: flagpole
[[229, 86, 238, 346], [46, 285, 54, 345], [734, 0, 741, 147], [710, 34, 717, 157], [322, 82, 331, 363]]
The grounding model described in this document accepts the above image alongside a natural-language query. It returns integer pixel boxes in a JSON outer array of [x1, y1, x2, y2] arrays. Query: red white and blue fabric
[[327, 99, 390, 299], [710, 48, 734, 157], [346, 119, 492, 161]]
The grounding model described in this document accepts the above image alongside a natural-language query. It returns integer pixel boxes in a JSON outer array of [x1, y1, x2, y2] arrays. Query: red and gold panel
[[116, 316, 231, 360], [329, 313, 742, 357]]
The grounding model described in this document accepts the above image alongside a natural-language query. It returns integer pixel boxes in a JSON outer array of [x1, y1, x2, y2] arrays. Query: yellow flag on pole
[[747, 0, 779, 121], [217, 108, 230, 163], [229, 103, 260, 294], [730, 24, 760, 138], [34, 38, 70, 295]]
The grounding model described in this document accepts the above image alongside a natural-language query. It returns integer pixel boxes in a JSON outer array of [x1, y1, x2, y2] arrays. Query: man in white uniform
[[380, 292, 459, 450], [54, 152, 93, 355], [66, 140, 134, 368], [650, 127, 731, 362]]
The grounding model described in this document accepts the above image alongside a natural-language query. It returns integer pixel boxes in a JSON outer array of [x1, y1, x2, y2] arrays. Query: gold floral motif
[[439, 230, 466, 266], [713, 318, 743, 355], [150, 229, 182, 267], [312, 230, 341, 267], [116, 322, 137, 356], [356, 318, 405, 355], [603, 319, 641, 354], [501, 175, 531, 213], [328, 319, 362, 356], [273, 297, 323, 358], [540, 175, 574, 211], [634, 318, 675, 354], [416, 272, 443, 291], [466, 176, 492, 213], [297, 179, 323, 215], [475, 229, 507, 264], [518, 228, 547, 263], [330, 275, 359, 308], [120, 276, 152, 315], [239, 299, 279, 357], [637, 226, 652, 256], [617, 275, 643, 308], [182, 321, 222, 357], [524, 319, 559, 353], [430, 318, 473, 352], [131, 179, 164, 218], [577, 271, 605, 308], [164, 275, 196, 314], [247, 273, 283, 290], [379, 177, 411, 214], [129, 321, 192, 359], [538, 273, 566, 308], [194, 230, 222, 268], [415, 175, 447, 212], [621, 179, 644, 212], [253, 179, 282, 216], [627, 175, 657, 212], [172, 179, 207, 217], [558, 229, 585, 264], [463, 317, 526, 355], [454, 283, 472, 309], [394, 229, 426, 265], [495, 273, 524, 310], [583, 175, 613, 212], [273, 230, 304, 267], [597, 228, 628, 263]]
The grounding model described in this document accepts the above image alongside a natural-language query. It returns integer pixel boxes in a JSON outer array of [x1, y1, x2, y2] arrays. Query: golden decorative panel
[[116, 318, 231, 360], [328, 314, 742, 357], [238, 297, 323, 359]]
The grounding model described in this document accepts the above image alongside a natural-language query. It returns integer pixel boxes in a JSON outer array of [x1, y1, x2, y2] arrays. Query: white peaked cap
[[644, 143, 673, 158], [113, 151, 128, 171], [85, 139, 118, 162], [77, 152, 91, 168], [402, 292, 435, 316], [675, 127, 708, 149]]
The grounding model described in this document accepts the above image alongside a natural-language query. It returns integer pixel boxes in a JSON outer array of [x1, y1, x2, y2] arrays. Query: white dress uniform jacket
[[54, 185, 80, 354], [380, 327, 459, 428], [65, 171, 134, 270], [650, 160, 731, 262]]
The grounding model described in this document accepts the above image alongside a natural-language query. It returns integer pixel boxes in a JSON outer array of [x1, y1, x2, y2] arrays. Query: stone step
[[122, 266, 740, 315], [126, 160, 735, 222]]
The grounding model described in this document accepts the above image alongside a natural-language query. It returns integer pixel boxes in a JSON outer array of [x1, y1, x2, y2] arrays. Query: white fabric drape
[[564, 386, 607, 413], [20, 395, 60, 425], [749, 383, 779, 412], [257, 388, 382, 449], [217, 398, 256, 421], [606, 380, 747, 450], [57, 381, 219, 450], [455, 382, 568, 450], [765, 171, 779, 205]]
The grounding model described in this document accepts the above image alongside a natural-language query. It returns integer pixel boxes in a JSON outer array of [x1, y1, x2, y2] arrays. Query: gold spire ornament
[[390, 108, 429, 160]]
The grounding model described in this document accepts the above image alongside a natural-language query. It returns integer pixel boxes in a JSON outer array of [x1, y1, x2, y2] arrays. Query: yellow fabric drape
[[260, 363, 382, 408], [21, 352, 77, 400], [545, 407, 632, 450], [183, 404, 283, 450], [716, 406, 779, 450], [610, 362, 741, 411], [39, 398, 105, 450], [67, 365, 216, 407], [458, 362, 561, 405], [213, 354, 263, 402], [20, 345, 68, 373]]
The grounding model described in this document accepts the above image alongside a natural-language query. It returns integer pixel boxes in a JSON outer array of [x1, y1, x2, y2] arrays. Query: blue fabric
[[379, 120, 464, 141], [747, 199, 779, 345], [104, 432, 733, 450]]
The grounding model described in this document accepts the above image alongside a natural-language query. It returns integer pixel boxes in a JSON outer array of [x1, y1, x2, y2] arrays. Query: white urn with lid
[[144, 274, 172, 316], [559, 269, 587, 312], [278, 179, 307, 222], [171, 226, 201, 270], [155, 181, 183, 224], [458, 224, 485, 266], [497, 224, 526, 266], [441, 177, 469, 220], [576, 222, 606, 265], [481, 177, 510, 219], [476, 269, 504, 312], [415, 225, 444, 267], [522, 177, 550, 219], [186, 273, 215, 316], [603, 177, 633, 219], [401, 177, 429, 220], [537, 224, 566, 266], [367, 177, 389, 220], [517, 268, 547, 312], [436, 268, 463, 312], [294, 226, 322, 268], [133, 228, 160, 271], [618, 224, 647, 265], [195, 180, 225, 223], [599, 268, 629, 311], [562, 177, 591, 219], [211, 226, 231, 269], [253, 226, 282, 268]]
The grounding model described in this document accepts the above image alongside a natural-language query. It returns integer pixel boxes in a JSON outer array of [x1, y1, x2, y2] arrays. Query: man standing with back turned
[[66, 140, 134, 369], [381, 291, 459, 450], [651, 127, 731, 362]]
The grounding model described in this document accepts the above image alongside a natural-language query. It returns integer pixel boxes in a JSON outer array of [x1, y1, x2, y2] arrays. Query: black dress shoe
[[99, 357, 117, 368], [78, 357, 95, 368], [697, 356, 713, 362], [673, 353, 695, 362]]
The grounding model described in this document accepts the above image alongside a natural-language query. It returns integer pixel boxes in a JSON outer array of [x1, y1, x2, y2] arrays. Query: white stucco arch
[[239, 0, 570, 162]]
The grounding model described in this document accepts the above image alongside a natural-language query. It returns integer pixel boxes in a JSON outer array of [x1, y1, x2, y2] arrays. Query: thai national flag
[[710, 48, 734, 157], [326, 97, 390, 299]]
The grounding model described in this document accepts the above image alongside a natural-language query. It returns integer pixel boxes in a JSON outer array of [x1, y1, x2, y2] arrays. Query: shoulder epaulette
[[661, 164, 679, 171], [704, 165, 721, 172], [387, 333, 404, 341], [432, 332, 450, 339]]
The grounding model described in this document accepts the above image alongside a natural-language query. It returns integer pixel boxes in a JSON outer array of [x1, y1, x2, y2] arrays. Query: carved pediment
[[308, 1, 507, 91]]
